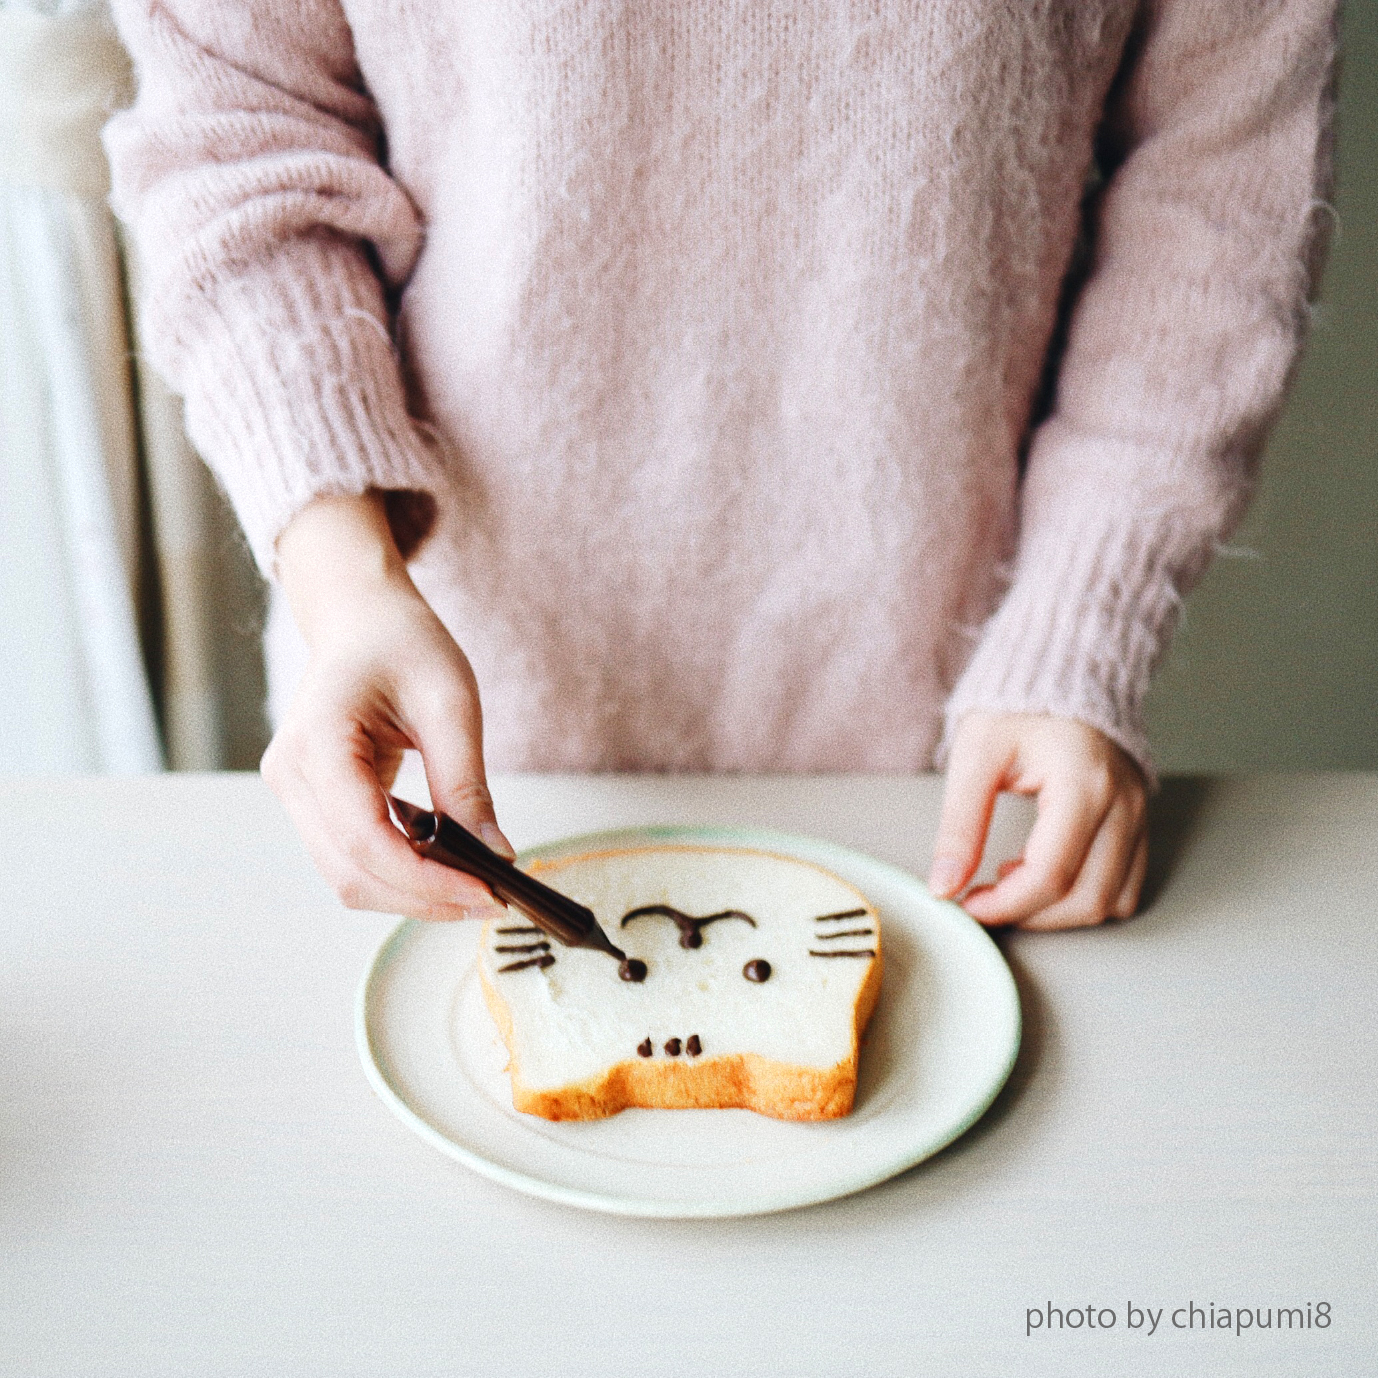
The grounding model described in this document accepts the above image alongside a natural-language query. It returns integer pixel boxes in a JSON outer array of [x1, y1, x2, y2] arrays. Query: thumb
[[410, 669, 515, 861], [928, 724, 1006, 898]]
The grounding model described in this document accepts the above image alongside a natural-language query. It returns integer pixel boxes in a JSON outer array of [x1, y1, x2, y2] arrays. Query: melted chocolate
[[497, 953, 557, 973], [664, 1038, 682, 1056], [622, 904, 757, 949], [494, 941, 551, 954], [813, 929, 874, 941], [619, 958, 648, 982], [637, 1037, 653, 1058], [743, 959, 772, 982], [390, 797, 626, 959], [814, 908, 868, 922], [686, 1034, 702, 1057], [495, 925, 543, 936], [808, 949, 876, 958]]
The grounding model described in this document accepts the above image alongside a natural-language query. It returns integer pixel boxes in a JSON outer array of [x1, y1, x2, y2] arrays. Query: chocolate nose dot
[[619, 958, 647, 982], [743, 959, 771, 982]]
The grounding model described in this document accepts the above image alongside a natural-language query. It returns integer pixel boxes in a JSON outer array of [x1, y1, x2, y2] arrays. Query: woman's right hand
[[261, 491, 513, 921]]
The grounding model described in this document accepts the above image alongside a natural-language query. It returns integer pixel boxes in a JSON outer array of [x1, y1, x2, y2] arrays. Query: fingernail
[[479, 821, 516, 860], [961, 887, 993, 916], [928, 856, 966, 898]]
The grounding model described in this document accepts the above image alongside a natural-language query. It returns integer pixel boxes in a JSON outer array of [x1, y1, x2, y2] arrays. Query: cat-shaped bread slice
[[477, 844, 882, 1121]]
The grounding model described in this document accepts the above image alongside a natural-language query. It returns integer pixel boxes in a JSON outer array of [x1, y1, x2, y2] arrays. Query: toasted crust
[[478, 846, 883, 1122], [480, 945, 880, 1120]]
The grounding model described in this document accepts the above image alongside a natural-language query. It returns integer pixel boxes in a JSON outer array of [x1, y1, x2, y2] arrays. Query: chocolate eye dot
[[743, 959, 772, 983]]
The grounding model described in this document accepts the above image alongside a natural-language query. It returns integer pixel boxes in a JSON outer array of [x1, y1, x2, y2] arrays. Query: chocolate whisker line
[[813, 908, 868, 922], [814, 928, 874, 940], [497, 954, 556, 973], [808, 949, 876, 958], [494, 941, 551, 953], [495, 925, 543, 935]]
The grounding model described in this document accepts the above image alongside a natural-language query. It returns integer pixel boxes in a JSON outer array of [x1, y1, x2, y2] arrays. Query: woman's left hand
[[927, 711, 1148, 929]]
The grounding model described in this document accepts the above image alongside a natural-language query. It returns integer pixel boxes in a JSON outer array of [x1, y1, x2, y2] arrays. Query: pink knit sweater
[[105, 1, 1335, 775]]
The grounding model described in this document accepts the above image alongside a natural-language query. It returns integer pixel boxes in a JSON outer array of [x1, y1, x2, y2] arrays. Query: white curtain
[[0, 0, 163, 773]]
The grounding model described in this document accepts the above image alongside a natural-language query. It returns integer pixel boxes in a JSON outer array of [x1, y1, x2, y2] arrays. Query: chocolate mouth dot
[[637, 1037, 653, 1057], [743, 959, 772, 982], [686, 1034, 702, 1057], [664, 1037, 682, 1056], [619, 958, 647, 982]]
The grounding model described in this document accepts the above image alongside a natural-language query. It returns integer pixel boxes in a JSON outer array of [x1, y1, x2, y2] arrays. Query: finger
[[928, 729, 1011, 898], [962, 769, 1113, 924], [409, 667, 515, 860], [1111, 830, 1150, 920], [1020, 792, 1142, 930], [374, 742, 406, 791], [270, 728, 497, 918], [298, 808, 495, 920], [266, 737, 428, 914], [297, 719, 504, 912], [959, 857, 1025, 919]]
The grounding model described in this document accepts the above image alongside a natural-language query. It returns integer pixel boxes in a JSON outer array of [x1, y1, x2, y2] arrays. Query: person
[[104, 0, 1336, 929]]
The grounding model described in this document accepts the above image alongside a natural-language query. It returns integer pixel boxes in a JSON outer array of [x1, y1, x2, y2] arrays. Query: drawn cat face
[[478, 845, 880, 1092]]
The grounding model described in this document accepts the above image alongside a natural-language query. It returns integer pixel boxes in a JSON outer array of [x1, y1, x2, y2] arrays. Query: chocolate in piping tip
[[581, 921, 628, 963], [388, 794, 436, 843], [388, 795, 628, 961]]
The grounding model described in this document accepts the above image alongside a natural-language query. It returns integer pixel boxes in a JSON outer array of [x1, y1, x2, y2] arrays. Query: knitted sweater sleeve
[[103, 0, 437, 573], [941, 0, 1337, 777]]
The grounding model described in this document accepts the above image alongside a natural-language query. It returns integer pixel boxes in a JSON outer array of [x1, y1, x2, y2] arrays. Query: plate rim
[[356, 822, 1022, 1217]]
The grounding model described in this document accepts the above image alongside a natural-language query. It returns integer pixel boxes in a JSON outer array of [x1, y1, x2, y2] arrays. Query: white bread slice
[[477, 844, 882, 1121]]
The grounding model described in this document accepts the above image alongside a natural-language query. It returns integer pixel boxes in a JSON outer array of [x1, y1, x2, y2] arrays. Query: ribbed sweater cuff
[[171, 234, 439, 574], [939, 505, 1207, 787]]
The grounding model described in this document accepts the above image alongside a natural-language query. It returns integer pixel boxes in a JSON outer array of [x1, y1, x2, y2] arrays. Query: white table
[[1, 773, 1373, 1376]]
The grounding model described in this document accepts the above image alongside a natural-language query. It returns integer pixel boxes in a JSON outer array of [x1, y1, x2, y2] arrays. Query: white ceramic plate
[[358, 825, 1020, 1218]]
